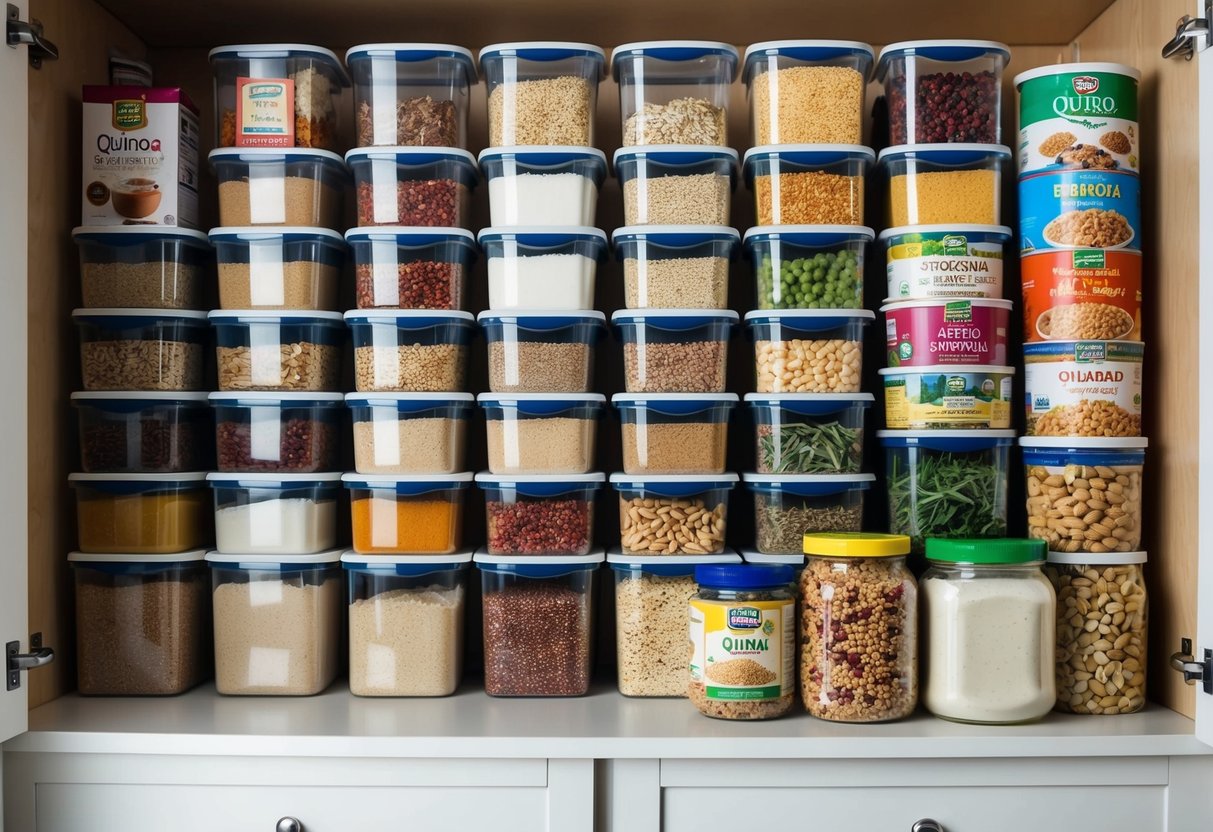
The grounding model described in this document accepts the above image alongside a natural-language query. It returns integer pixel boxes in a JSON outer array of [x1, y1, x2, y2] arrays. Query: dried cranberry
[[887, 69, 998, 144]]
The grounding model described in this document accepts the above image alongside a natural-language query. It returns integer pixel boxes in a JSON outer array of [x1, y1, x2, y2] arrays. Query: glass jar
[[799, 533, 917, 722], [688, 563, 795, 720], [922, 538, 1056, 724]]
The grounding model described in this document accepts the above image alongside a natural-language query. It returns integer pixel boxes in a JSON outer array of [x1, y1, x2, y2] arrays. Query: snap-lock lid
[[73, 225, 210, 244], [205, 548, 344, 565], [876, 143, 1012, 165], [611, 41, 740, 81], [344, 43, 476, 82]]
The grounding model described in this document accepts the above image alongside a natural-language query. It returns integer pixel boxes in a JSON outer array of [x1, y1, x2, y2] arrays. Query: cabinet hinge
[[1169, 638, 1213, 694], [6, 632, 54, 691], [5, 3, 58, 68], [1162, 1, 1212, 60]]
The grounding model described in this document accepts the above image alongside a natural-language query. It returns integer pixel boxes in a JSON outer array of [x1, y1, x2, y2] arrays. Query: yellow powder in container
[[76, 490, 210, 554], [889, 170, 998, 226], [351, 495, 461, 554]]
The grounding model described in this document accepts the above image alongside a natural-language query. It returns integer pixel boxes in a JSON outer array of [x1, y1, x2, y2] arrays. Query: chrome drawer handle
[[912, 821, 945, 832], [276, 818, 303, 832]]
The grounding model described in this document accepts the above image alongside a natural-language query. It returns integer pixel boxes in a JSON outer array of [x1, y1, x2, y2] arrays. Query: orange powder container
[[343, 473, 471, 554]]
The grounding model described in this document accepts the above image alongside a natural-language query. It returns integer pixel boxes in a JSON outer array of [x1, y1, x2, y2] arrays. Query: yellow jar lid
[[803, 532, 911, 558]]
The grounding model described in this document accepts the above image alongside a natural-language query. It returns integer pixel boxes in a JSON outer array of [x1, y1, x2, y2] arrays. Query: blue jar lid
[[876, 39, 1011, 82], [476, 227, 609, 260], [609, 472, 739, 498], [877, 429, 1017, 452], [611, 225, 740, 250], [473, 549, 605, 578], [610, 41, 740, 81], [612, 144, 739, 172], [339, 550, 473, 576], [340, 472, 474, 495], [742, 225, 875, 250], [477, 146, 608, 185], [475, 471, 605, 497], [344, 43, 477, 82], [694, 563, 795, 589], [743, 40, 876, 84], [478, 42, 606, 74], [876, 143, 1012, 167]]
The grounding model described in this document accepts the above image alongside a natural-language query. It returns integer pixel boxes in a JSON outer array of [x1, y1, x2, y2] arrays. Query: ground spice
[[888, 70, 999, 144], [218, 261, 340, 310], [754, 172, 863, 225], [486, 498, 592, 554], [623, 340, 728, 393], [81, 340, 204, 391], [348, 584, 464, 696], [623, 257, 729, 309], [81, 418, 207, 473], [355, 180, 467, 227], [356, 96, 458, 147], [81, 262, 203, 309], [354, 261, 463, 310], [217, 343, 342, 392], [488, 76, 592, 145], [217, 177, 341, 228], [889, 170, 998, 225], [750, 65, 865, 144], [622, 421, 727, 474], [488, 341, 591, 393], [354, 344, 467, 392], [755, 500, 864, 554], [486, 417, 595, 474], [216, 417, 337, 473], [351, 495, 461, 554], [76, 490, 209, 554], [615, 572, 697, 696], [483, 581, 592, 696], [352, 417, 466, 474], [623, 173, 731, 225]]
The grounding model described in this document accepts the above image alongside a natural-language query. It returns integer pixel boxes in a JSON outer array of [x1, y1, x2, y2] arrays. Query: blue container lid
[[1020, 436, 1147, 466], [477, 309, 606, 327], [208, 391, 345, 407], [611, 392, 739, 415], [340, 550, 473, 576], [744, 392, 874, 414], [877, 224, 1012, 245], [876, 39, 1011, 82], [477, 392, 606, 416], [344, 147, 478, 186], [69, 472, 207, 495], [476, 226, 609, 260], [72, 308, 209, 325], [73, 225, 211, 246], [343, 309, 475, 326], [344, 226, 476, 250], [742, 472, 875, 496], [612, 224, 740, 250], [877, 429, 1017, 452], [609, 472, 739, 498], [205, 549, 344, 570], [341, 472, 474, 494], [69, 550, 208, 574], [209, 226, 346, 248], [607, 549, 741, 576], [742, 143, 876, 177], [344, 43, 477, 82], [876, 143, 1012, 167], [742, 225, 875, 250], [72, 391, 210, 408], [209, 309, 345, 326], [743, 40, 876, 84], [208, 146, 349, 171], [613, 144, 739, 175], [475, 471, 605, 497], [206, 472, 342, 489], [473, 549, 605, 578], [208, 43, 350, 85], [611, 308, 739, 329], [744, 308, 874, 330], [694, 562, 795, 589], [345, 392, 474, 411], [477, 146, 607, 185], [479, 42, 606, 74], [610, 41, 740, 81]]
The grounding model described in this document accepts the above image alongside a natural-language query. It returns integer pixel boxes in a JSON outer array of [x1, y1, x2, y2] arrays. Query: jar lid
[[803, 532, 910, 557], [1046, 550, 1147, 566], [694, 562, 794, 589], [926, 537, 1046, 565]]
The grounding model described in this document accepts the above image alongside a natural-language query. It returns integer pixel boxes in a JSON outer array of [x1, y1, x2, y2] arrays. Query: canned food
[[1019, 169, 1140, 253], [1023, 340, 1144, 437], [880, 224, 1010, 299], [1021, 248, 1142, 342], [881, 298, 1012, 366], [881, 365, 1015, 430]]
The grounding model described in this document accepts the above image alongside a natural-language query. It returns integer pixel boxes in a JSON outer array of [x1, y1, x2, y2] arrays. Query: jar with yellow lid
[[799, 532, 918, 722]]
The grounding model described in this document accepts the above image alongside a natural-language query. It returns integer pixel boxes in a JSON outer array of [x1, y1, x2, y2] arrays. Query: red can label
[[1021, 249, 1142, 342], [882, 298, 1011, 366]]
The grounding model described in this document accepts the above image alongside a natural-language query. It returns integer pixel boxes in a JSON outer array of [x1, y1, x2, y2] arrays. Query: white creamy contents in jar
[[488, 174, 597, 226]]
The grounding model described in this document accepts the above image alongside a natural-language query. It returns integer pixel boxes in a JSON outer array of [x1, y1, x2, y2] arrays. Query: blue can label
[[1018, 170, 1140, 254]]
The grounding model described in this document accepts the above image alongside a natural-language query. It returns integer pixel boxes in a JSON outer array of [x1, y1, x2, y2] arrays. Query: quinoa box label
[[884, 230, 1005, 299], [1017, 67, 1140, 175], [1021, 249, 1142, 343], [1019, 169, 1141, 254], [689, 598, 793, 701], [1023, 340, 1144, 437]]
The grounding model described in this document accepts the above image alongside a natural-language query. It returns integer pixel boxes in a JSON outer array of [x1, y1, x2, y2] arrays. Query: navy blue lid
[[694, 563, 794, 589]]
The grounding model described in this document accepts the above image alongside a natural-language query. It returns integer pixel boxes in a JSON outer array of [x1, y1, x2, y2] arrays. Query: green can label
[[1017, 68, 1140, 176]]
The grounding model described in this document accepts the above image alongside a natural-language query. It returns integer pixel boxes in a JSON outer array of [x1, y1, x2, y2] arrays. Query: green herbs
[[887, 451, 1007, 551], [755, 500, 863, 554], [756, 249, 862, 310], [757, 421, 863, 474]]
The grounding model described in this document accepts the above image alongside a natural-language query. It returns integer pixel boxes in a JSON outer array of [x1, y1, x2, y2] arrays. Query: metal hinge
[[5, 632, 54, 691], [1170, 638, 1213, 694], [1162, 1, 1212, 60], [5, 3, 58, 69]]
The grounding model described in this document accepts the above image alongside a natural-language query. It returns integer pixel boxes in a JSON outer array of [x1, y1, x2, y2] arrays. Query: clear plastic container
[[209, 148, 348, 229], [72, 392, 213, 474], [346, 227, 476, 310], [478, 393, 604, 475], [208, 473, 341, 555], [479, 310, 605, 393], [479, 42, 606, 146], [746, 393, 873, 474], [743, 145, 873, 226], [70, 550, 211, 695], [613, 393, 737, 475], [614, 146, 737, 226], [612, 309, 737, 393], [343, 473, 472, 554], [743, 41, 875, 145], [345, 43, 476, 148], [479, 227, 608, 311], [207, 550, 342, 696], [346, 147, 477, 228], [474, 551, 603, 696], [347, 392, 472, 475], [345, 309, 475, 393], [73, 226, 212, 310], [745, 309, 874, 393], [342, 551, 471, 697], [612, 41, 738, 146], [477, 473, 604, 555], [73, 309, 208, 392], [744, 473, 874, 555], [744, 225, 872, 311], [609, 473, 737, 555], [210, 391, 343, 473], [210, 310, 345, 392], [878, 144, 1011, 227], [210, 227, 345, 311], [480, 147, 606, 227], [69, 472, 211, 554], [739, 548, 805, 583], [612, 225, 738, 310]]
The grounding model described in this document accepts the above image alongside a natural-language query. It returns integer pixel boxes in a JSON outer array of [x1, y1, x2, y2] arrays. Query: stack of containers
[[1014, 63, 1148, 715], [873, 41, 1017, 556]]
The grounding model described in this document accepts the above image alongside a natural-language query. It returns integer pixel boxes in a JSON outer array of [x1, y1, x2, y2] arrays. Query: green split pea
[[757, 249, 861, 310]]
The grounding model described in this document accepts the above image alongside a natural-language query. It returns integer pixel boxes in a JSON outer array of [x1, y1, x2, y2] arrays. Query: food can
[[1023, 340, 1144, 437], [1018, 169, 1140, 253], [1021, 248, 1142, 342], [1015, 63, 1141, 176], [880, 365, 1015, 430], [881, 298, 1012, 367], [880, 225, 1010, 299]]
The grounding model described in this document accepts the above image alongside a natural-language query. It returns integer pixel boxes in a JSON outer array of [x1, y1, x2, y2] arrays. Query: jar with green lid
[[799, 532, 917, 722], [922, 537, 1056, 724]]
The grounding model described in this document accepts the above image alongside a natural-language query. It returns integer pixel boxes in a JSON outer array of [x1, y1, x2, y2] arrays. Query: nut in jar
[[745, 310, 873, 395]]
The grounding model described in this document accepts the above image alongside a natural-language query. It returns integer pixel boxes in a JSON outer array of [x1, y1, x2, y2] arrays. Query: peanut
[[1026, 463, 1141, 554], [619, 496, 726, 555]]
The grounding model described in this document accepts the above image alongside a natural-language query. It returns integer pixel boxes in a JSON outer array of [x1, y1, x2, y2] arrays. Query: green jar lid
[[925, 537, 1046, 565]]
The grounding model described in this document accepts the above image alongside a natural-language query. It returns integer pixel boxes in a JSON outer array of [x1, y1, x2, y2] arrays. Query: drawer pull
[[912, 821, 945, 832], [276, 818, 303, 832]]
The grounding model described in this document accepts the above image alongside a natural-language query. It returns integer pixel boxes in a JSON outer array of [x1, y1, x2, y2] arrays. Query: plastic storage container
[[209, 148, 348, 229], [878, 144, 1011, 227], [610, 473, 737, 555], [479, 42, 606, 146], [210, 392, 343, 473], [614, 393, 737, 475], [70, 550, 211, 696], [72, 392, 213, 474], [73, 309, 208, 392], [346, 309, 475, 393], [208, 473, 340, 555], [612, 309, 737, 393], [207, 550, 342, 696], [480, 147, 606, 227], [612, 226, 739, 310], [478, 393, 604, 475], [881, 297, 1013, 366], [745, 393, 872, 474], [342, 551, 471, 697], [347, 392, 472, 474], [69, 472, 211, 554], [345, 43, 476, 148], [477, 473, 604, 555], [880, 364, 1016, 430], [880, 224, 1012, 300], [744, 145, 873, 226], [740, 549, 805, 580], [210, 310, 345, 392], [744, 473, 874, 554], [480, 310, 605, 393], [343, 473, 471, 554], [475, 551, 603, 696], [73, 226, 212, 310], [614, 146, 737, 226], [346, 227, 476, 311], [745, 309, 874, 393], [612, 41, 738, 146], [479, 227, 607, 311], [210, 227, 345, 311], [744, 225, 872, 310], [346, 147, 477, 228]]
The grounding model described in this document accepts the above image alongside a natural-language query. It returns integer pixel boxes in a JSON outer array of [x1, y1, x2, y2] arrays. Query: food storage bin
[[613, 393, 737, 475], [881, 364, 1015, 429], [612, 309, 737, 393], [744, 225, 872, 310], [480, 147, 606, 226], [474, 551, 603, 696], [746, 393, 872, 474], [346, 227, 476, 310], [878, 430, 1015, 554], [477, 472, 604, 555], [609, 550, 741, 697], [479, 42, 606, 146], [882, 297, 1013, 366], [206, 550, 342, 696], [209, 148, 348, 229], [208, 473, 340, 555], [479, 311, 605, 393], [210, 310, 345, 392], [73, 309, 208, 392], [347, 392, 472, 474], [877, 40, 1010, 145], [72, 392, 213, 473], [614, 146, 737, 226], [343, 473, 472, 554], [744, 473, 873, 555], [1045, 550, 1147, 715], [745, 309, 873, 393], [743, 40, 875, 145], [922, 538, 1056, 723], [612, 41, 738, 146], [345, 43, 476, 148], [70, 550, 211, 696], [881, 224, 1012, 300], [878, 144, 1011, 227], [1021, 437, 1146, 554], [1024, 340, 1144, 437], [345, 309, 475, 392], [209, 44, 348, 150], [479, 227, 607, 311], [609, 473, 737, 555], [743, 145, 873, 226], [478, 393, 604, 475], [612, 226, 739, 310], [210, 227, 345, 311], [346, 147, 477, 228], [342, 551, 472, 696], [210, 392, 343, 473], [69, 472, 211, 554], [73, 226, 212, 310], [800, 533, 918, 722]]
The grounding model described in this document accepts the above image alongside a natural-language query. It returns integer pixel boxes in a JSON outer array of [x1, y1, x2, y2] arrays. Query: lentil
[[348, 584, 463, 697], [623, 97, 726, 146], [1026, 463, 1142, 554], [488, 76, 592, 146], [352, 418, 466, 474], [353, 343, 467, 392], [218, 177, 340, 228], [1043, 209, 1133, 248], [487, 498, 592, 554], [623, 257, 729, 309], [81, 418, 207, 473], [488, 341, 591, 393], [623, 340, 728, 393], [81, 340, 204, 391], [355, 180, 468, 227], [751, 65, 864, 144], [623, 173, 730, 225], [619, 496, 726, 555], [356, 96, 458, 147], [888, 70, 999, 144], [889, 170, 998, 226], [486, 417, 595, 474], [355, 261, 463, 310], [81, 262, 202, 309], [756, 248, 861, 310], [755, 172, 863, 225], [1031, 401, 1142, 438], [756, 501, 863, 553], [216, 417, 337, 473], [754, 338, 863, 393], [217, 343, 342, 392], [622, 422, 727, 474], [483, 582, 591, 695], [218, 261, 339, 310], [351, 496, 461, 554], [615, 572, 697, 696]]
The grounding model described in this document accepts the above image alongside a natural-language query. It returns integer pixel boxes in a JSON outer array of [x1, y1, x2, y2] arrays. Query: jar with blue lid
[[479, 393, 604, 475], [743, 225, 872, 311], [613, 393, 738, 475], [73, 226, 213, 310], [479, 42, 606, 146], [210, 310, 346, 393], [72, 392, 213, 474], [209, 147, 349, 229], [743, 144, 874, 226], [877, 144, 1011, 227], [612, 309, 737, 394], [610, 473, 738, 555], [346, 227, 476, 311], [480, 147, 607, 228], [612, 225, 739, 310], [211, 227, 347, 312], [73, 309, 209, 392], [347, 392, 472, 475], [612, 41, 738, 147], [746, 393, 873, 474], [613, 146, 737, 226], [479, 310, 605, 393], [345, 147, 478, 228], [743, 473, 874, 555]]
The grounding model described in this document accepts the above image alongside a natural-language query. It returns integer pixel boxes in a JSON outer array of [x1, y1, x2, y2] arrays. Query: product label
[[1018, 70, 1140, 175], [1021, 249, 1142, 343], [1019, 170, 1141, 254], [689, 598, 793, 701], [235, 77, 295, 147], [1023, 341, 1144, 436], [883, 370, 1014, 429], [885, 232, 1005, 299], [884, 301, 1009, 367]]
